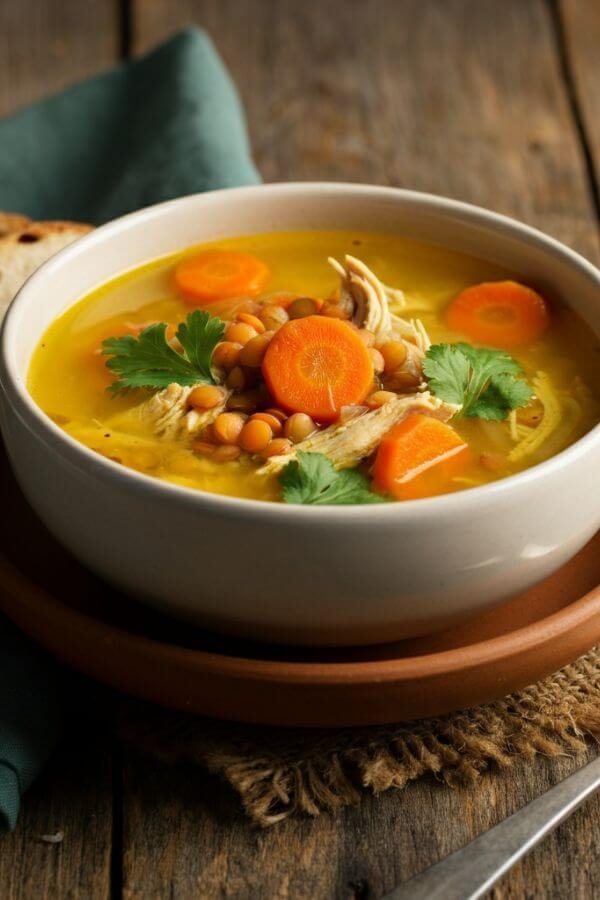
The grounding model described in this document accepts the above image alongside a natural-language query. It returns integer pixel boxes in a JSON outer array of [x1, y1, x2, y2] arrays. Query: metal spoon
[[384, 755, 600, 900]]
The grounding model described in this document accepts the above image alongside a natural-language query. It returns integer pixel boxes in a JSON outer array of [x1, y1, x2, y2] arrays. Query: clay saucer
[[1, 461, 599, 727]]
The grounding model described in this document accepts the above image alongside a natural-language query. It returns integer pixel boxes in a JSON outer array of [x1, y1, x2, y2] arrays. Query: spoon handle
[[384, 755, 600, 900]]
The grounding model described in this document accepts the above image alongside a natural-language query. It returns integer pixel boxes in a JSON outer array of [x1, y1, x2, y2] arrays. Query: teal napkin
[[0, 622, 62, 830], [0, 27, 260, 829], [0, 28, 259, 223]]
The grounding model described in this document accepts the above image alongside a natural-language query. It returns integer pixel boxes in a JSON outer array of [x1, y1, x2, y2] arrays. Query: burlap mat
[[119, 646, 600, 827]]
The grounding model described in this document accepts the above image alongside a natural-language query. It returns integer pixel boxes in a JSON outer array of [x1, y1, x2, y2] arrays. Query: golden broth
[[28, 230, 600, 502]]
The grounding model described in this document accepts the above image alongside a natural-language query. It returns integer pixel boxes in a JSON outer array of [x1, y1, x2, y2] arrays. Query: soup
[[29, 230, 600, 504]]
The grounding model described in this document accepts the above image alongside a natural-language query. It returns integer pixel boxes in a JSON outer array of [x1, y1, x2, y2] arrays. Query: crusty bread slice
[[0, 220, 93, 318], [0, 211, 31, 238]]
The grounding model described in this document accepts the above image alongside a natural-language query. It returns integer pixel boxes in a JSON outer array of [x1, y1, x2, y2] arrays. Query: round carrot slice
[[174, 250, 271, 305], [446, 280, 550, 347], [261, 316, 374, 421]]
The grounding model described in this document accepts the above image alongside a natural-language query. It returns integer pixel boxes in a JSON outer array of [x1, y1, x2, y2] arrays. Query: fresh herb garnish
[[279, 451, 385, 505], [102, 311, 225, 394], [423, 342, 533, 420]]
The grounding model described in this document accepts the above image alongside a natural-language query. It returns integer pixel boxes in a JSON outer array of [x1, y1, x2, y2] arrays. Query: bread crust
[[0, 211, 31, 238], [0, 219, 93, 316]]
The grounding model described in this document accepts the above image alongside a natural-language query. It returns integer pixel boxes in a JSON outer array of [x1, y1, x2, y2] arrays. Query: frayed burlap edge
[[118, 646, 600, 827]]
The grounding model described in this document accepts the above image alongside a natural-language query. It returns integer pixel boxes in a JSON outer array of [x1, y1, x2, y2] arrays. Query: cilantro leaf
[[176, 311, 226, 382], [279, 451, 385, 505], [102, 311, 225, 394], [420, 342, 470, 406], [423, 342, 533, 420], [470, 372, 534, 420]]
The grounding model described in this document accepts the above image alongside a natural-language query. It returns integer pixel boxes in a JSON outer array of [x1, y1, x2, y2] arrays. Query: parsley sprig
[[423, 342, 533, 420], [279, 451, 385, 505], [102, 311, 225, 394]]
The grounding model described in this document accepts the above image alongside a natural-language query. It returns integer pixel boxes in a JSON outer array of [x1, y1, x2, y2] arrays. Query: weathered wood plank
[[0, 5, 119, 896], [125, 1, 600, 897], [120, 749, 600, 899], [132, 0, 600, 263], [559, 0, 600, 192], [2, 0, 597, 896], [0, 724, 113, 900], [0, 0, 120, 117]]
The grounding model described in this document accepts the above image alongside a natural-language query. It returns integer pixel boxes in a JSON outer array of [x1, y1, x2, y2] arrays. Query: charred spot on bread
[[0, 219, 93, 317]]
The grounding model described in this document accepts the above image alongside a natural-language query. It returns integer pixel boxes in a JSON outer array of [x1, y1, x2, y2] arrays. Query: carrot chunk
[[261, 316, 374, 421], [174, 251, 270, 305], [446, 280, 549, 347], [373, 414, 471, 500]]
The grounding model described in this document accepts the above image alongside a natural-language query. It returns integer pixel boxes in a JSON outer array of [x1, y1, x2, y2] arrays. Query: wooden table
[[1, 1, 599, 896]]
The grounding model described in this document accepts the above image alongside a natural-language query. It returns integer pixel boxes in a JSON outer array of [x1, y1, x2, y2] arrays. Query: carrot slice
[[373, 414, 471, 500], [446, 280, 549, 347], [261, 316, 374, 421], [174, 251, 270, 306]]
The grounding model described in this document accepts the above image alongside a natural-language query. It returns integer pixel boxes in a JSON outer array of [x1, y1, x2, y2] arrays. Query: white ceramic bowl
[[1, 184, 599, 646]]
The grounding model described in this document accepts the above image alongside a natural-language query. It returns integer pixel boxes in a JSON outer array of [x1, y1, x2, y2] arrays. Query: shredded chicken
[[328, 255, 431, 386], [259, 391, 458, 474], [329, 254, 395, 339], [109, 383, 229, 441], [138, 384, 193, 439], [410, 317, 432, 353]]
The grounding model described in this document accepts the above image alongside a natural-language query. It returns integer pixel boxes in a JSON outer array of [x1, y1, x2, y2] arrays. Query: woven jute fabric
[[120, 646, 600, 827]]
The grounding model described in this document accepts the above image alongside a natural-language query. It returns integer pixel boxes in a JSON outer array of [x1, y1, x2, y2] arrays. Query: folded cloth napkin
[[0, 27, 259, 829], [0, 622, 62, 830], [0, 28, 259, 223]]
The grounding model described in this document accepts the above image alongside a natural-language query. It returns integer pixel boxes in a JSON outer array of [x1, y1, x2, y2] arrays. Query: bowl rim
[[1, 181, 599, 524]]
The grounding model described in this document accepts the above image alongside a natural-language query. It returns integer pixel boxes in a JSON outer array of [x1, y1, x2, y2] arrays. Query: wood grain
[[1, 0, 599, 897], [124, 1, 600, 896], [0, 0, 120, 117], [132, 0, 600, 263], [0, 724, 113, 899], [560, 0, 600, 192], [119, 749, 600, 899], [0, 5, 118, 896]]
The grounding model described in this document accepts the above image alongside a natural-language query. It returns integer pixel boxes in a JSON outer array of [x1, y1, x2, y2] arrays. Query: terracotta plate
[[1, 461, 599, 727]]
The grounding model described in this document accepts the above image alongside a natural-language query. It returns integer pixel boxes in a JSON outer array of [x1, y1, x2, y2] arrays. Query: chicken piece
[[328, 255, 430, 385], [259, 391, 458, 474], [108, 383, 229, 441], [389, 320, 427, 386], [139, 384, 193, 439], [329, 254, 395, 338]]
